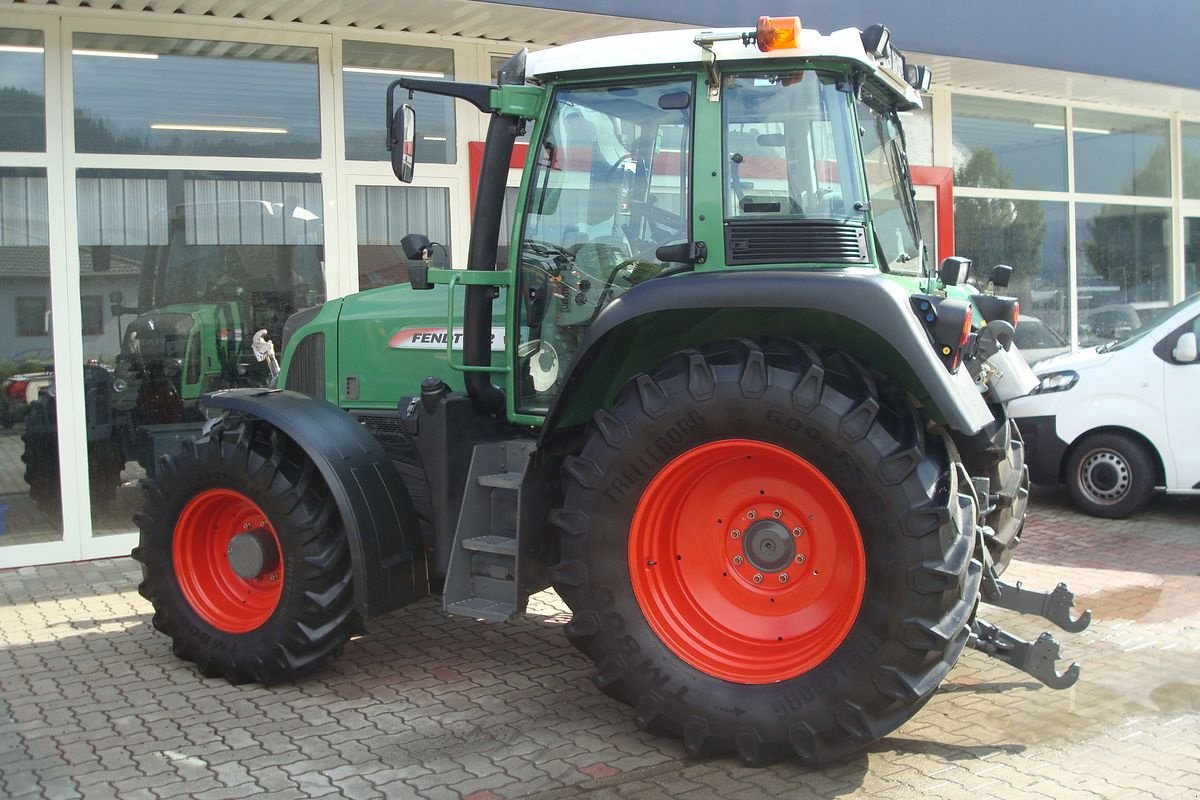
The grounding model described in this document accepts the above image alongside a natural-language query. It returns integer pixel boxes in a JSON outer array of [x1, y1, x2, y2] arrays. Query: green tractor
[[134, 17, 1090, 764], [23, 198, 322, 513]]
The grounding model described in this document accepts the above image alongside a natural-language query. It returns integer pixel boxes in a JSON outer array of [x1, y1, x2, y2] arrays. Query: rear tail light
[[951, 307, 973, 372], [6, 380, 28, 402]]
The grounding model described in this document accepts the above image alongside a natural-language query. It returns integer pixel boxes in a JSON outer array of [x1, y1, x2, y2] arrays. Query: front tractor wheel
[[133, 420, 357, 684], [552, 339, 980, 765]]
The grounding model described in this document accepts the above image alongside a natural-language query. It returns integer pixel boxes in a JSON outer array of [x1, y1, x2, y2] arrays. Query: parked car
[[1012, 315, 1070, 365], [1007, 293, 1200, 517]]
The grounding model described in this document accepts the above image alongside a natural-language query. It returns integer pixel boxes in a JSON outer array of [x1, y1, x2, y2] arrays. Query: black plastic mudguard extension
[[203, 389, 428, 619], [542, 269, 996, 437]]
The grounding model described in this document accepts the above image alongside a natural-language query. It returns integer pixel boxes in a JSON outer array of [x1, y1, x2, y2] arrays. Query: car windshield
[[1099, 293, 1200, 352]]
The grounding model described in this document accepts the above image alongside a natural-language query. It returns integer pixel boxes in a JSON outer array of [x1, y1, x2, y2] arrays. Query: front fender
[[541, 270, 995, 439], [203, 388, 428, 618]]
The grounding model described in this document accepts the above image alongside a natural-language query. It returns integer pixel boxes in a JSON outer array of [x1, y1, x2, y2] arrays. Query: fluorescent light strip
[[151, 123, 288, 135], [343, 66, 445, 79], [422, 136, 448, 142], [74, 49, 160, 60], [1034, 122, 1111, 135], [0, 44, 45, 54]]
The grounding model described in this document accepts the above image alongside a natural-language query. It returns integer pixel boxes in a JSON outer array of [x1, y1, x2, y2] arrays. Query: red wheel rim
[[173, 488, 284, 634], [628, 439, 865, 684]]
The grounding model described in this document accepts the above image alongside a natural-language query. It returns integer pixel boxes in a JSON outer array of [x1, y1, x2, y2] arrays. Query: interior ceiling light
[[151, 123, 288, 134], [74, 49, 160, 60], [343, 66, 445, 78]]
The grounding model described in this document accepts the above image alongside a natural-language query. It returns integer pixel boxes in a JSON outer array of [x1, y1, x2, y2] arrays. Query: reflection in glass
[[955, 198, 1070, 345], [1073, 110, 1169, 197], [73, 33, 319, 158], [1075, 203, 1171, 346], [951, 96, 1067, 192], [900, 96, 933, 167], [1183, 122, 1200, 201], [343, 41, 455, 164], [355, 185, 451, 290], [0, 28, 45, 152], [74, 170, 326, 535], [0, 167, 63, 546], [1186, 218, 1198, 298]]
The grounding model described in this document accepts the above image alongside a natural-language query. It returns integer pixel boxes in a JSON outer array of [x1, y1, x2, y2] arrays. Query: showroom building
[[0, 0, 1198, 568]]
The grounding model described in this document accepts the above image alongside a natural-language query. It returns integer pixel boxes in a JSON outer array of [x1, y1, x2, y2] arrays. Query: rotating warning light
[[756, 16, 802, 52]]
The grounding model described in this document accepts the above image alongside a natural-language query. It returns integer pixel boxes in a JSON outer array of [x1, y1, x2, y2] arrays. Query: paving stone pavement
[[1, 486, 1198, 799]]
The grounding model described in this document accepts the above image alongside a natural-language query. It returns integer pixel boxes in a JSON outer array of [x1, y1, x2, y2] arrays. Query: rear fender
[[540, 270, 995, 441], [203, 388, 428, 618]]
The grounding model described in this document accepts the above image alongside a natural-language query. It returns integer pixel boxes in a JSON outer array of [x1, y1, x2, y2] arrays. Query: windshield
[[1101, 293, 1200, 352]]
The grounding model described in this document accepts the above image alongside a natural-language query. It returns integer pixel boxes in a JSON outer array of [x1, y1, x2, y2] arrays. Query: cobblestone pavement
[[1, 486, 1198, 799]]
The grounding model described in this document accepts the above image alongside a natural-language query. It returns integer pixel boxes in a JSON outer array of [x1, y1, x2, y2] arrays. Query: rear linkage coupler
[[970, 544, 1091, 689], [962, 474, 1092, 689]]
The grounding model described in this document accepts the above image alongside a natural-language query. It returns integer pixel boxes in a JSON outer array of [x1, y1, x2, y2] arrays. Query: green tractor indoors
[[134, 17, 1091, 764]]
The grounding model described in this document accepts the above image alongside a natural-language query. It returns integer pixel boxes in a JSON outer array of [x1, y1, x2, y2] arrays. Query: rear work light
[[755, 16, 802, 51], [910, 294, 974, 373]]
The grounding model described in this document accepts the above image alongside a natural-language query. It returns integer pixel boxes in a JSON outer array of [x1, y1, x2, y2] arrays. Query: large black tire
[[22, 399, 126, 515], [961, 417, 1029, 574], [1065, 431, 1155, 518], [551, 338, 980, 765], [133, 418, 357, 684], [21, 399, 61, 515]]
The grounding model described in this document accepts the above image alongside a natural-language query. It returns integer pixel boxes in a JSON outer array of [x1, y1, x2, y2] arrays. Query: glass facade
[[73, 33, 320, 158], [1073, 110, 1170, 197], [952, 96, 1067, 192], [0, 28, 45, 152], [343, 40, 455, 164]]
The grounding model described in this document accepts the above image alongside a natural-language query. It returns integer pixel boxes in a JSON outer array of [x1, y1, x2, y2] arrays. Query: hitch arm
[[968, 619, 1080, 690], [982, 579, 1092, 633]]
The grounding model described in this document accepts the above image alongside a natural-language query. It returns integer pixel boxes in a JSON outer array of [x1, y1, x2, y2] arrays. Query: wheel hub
[[1080, 450, 1129, 502], [227, 529, 280, 579], [173, 488, 284, 634], [742, 519, 797, 573]]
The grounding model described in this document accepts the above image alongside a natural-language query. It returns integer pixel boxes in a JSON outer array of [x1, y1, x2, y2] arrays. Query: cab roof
[[524, 25, 924, 109]]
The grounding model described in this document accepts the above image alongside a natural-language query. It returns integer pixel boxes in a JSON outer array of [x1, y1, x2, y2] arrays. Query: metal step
[[446, 597, 515, 623], [461, 535, 517, 556], [478, 472, 522, 490]]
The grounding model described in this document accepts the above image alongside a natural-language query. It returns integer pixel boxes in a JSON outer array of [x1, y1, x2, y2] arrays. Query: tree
[[953, 149, 1047, 303]]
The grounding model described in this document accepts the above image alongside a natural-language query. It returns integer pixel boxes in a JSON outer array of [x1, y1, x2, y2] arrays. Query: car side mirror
[[1172, 331, 1198, 363], [388, 104, 416, 184]]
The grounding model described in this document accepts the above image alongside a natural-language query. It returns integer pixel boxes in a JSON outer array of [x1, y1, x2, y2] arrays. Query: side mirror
[[388, 104, 416, 184], [109, 289, 124, 305], [1173, 332, 1198, 363], [938, 256, 972, 287], [988, 264, 1013, 289]]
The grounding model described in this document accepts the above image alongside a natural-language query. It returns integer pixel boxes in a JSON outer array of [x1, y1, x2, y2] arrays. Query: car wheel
[[1065, 432, 1155, 518]]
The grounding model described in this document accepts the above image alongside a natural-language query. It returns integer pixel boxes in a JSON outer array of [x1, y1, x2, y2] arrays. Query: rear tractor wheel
[[552, 339, 980, 765], [133, 419, 357, 684]]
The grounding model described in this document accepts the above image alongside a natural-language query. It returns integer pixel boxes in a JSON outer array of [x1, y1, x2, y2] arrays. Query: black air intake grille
[[357, 413, 420, 465], [725, 221, 869, 265], [284, 333, 325, 400]]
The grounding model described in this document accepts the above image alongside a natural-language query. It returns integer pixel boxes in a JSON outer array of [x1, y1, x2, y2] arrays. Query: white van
[[1007, 294, 1200, 517]]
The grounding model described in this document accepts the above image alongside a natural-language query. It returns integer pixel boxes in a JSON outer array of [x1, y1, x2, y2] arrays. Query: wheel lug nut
[[746, 510, 757, 520], [772, 509, 782, 519], [795, 554, 806, 565], [243, 523, 251, 530], [779, 573, 789, 583], [730, 529, 741, 539], [792, 527, 803, 537], [752, 573, 763, 583], [732, 555, 744, 566]]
